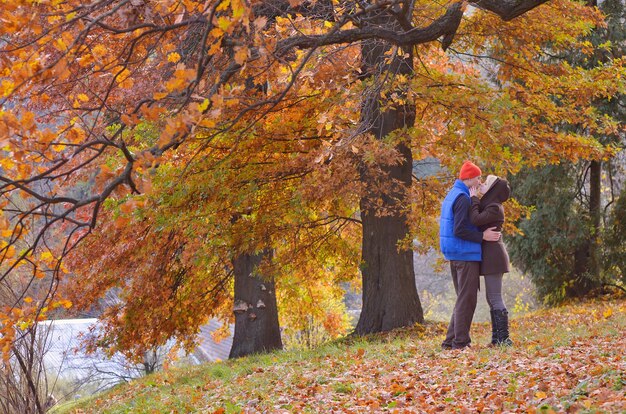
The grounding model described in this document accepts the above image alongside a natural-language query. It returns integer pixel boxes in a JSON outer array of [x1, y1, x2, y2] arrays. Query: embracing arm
[[453, 196, 484, 243], [469, 198, 499, 227]]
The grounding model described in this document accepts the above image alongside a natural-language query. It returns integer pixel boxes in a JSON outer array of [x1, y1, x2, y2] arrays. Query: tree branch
[[276, 0, 550, 54], [471, 0, 550, 21], [277, 3, 466, 53]]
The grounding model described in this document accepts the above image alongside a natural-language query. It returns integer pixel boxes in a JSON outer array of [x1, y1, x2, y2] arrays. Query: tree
[[605, 184, 626, 287], [63, 132, 359, 359], [507, 164, 598, 301], [0, 323, 52, 414], [0, 274, 57, 414], [1, 0, 624, 358], [507, 0, 625, 303], [229, 249, 282, 358]]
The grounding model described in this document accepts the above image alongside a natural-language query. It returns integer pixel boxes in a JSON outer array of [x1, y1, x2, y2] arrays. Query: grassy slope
[[55, 297, 626, 413]]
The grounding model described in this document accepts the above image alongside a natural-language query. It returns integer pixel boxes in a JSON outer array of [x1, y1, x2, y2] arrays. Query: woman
[[469, 175, 513, 346]]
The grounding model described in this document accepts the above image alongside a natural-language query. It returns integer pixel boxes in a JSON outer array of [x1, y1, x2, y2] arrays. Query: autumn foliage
[[0, 0, 624, 358]]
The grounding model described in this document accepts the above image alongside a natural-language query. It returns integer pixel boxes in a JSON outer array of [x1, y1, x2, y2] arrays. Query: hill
[[55, 296, 626, 413]]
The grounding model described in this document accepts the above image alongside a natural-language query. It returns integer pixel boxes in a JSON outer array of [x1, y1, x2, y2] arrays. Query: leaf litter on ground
[[55, 296, 626, 413]]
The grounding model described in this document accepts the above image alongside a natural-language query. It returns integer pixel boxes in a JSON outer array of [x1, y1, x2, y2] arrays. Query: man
[[440, 161, 500, 350]]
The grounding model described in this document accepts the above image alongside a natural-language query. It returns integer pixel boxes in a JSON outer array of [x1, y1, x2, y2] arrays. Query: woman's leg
[[484, 273, 512, 345], [484, 273, 506, 311]]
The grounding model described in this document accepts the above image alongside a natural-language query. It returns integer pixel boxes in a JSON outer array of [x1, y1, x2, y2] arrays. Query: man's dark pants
[[442, 260, 480, 349]]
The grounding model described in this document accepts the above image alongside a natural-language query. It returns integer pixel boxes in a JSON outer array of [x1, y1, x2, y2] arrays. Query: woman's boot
[[489, 310, 498, 346], [492, 309, 513, 346]]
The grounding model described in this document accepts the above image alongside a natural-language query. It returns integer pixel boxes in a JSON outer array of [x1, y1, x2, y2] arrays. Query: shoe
[[452, 343, 471, 350], [491, 309, 513, 346], [489, 309, 497, 346]]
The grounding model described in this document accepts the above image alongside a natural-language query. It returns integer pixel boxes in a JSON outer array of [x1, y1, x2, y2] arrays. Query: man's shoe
[[452, 343, 471, 350]]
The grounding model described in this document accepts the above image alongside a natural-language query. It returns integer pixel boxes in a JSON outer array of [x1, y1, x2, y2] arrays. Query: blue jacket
[[439, 180, 482, 261]]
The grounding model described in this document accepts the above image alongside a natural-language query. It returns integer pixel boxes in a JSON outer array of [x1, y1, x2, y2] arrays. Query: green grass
[[53, 296, 626, 413]]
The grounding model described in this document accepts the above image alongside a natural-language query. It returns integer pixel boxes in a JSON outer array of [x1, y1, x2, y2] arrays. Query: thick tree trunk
[[355, 16, 424, 335], [357, 196, 424, 333], [229, 250, 282, 358]]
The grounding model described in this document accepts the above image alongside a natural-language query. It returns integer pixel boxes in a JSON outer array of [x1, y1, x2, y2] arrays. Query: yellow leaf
[[216, 16, 232, 32], [24, 297, 33, 304], [603, 308, 612, 318], [1, 80, 15, 98], [167, 52, 181, 63], [198, 118, 215, 128], [231, 0, 245, 17], [54, 38, 68, 52], [535, 391, 547, 399], [1, 158, 15, 170], [209, 27, 224, 39], [216, 0, 230, 12], [92, 44, 107, 59], [77, 93, 89, 102], [116, 68, 132, 84], [225, 98, 239, 107]]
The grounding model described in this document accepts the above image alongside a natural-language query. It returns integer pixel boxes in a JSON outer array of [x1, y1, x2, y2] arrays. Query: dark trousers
[[442, 260, 480, 349]]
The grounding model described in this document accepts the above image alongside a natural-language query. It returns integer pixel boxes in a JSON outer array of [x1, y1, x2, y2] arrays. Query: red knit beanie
[[459, 161, 481, 180]]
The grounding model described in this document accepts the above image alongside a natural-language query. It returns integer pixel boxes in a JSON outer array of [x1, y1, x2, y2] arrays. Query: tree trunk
[[229, 250, 282, 358], [355, 15, 424, 335], [588, 159, 601, 281], [571, 160, 602, 297]]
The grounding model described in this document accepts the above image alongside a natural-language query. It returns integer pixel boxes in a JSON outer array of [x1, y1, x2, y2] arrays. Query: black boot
[[491, 309, 513, 346], [489, 310, 498, 346]]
